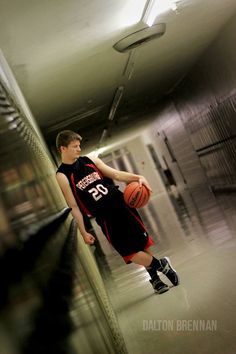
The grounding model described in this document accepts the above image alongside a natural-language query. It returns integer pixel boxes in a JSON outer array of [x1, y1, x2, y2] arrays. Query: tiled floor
[[93, 190, 236, 354]]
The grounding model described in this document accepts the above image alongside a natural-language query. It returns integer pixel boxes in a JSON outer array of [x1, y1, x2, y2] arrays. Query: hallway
[[93, 188, 236, 354], [1, 1, 236, 353]]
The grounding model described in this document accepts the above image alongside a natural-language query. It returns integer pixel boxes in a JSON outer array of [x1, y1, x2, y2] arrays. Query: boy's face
[[61, 139, 81, 159]]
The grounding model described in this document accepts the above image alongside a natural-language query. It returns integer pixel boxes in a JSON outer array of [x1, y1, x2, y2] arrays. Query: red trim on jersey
[[70, 173, 93, 217], [85, 163, 103, 178], [103, 221, 111, 243], [125, 207, 146, 231], [122, 236, 155, 264], [144, 236, 155, 249]]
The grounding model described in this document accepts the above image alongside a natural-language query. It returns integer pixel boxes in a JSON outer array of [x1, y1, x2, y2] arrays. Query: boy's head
[[56, 130, 82, 152]]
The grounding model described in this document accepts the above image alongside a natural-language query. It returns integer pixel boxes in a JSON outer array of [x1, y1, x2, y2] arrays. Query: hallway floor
[[93, 191, 236, 354]]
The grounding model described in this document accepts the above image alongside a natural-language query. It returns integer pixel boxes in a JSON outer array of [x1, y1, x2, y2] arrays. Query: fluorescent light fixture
[[144, 0, 178, 27], [108, 86, 124, 121], [88, 146, 108, 158], [118, 0, 147, 27]]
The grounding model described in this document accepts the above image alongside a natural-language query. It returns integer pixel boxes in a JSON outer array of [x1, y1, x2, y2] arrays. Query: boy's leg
[[144, 249, 153, 256], [142, 250, 180, 286], [130, 250, 154, 267], [130, 251, 169, 294], [131, 251, 180, 288]]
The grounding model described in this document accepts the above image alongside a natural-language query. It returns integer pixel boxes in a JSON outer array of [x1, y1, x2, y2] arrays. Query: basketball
[[123, 181, 150, 208]]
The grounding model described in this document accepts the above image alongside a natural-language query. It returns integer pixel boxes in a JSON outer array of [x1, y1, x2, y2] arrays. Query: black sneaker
[[149, 277, 169, 294], [159, 257, 180, 286]]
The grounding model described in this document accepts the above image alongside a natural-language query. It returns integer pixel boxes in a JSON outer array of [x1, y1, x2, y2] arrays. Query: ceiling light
[[118, 0, 147, 27], [144, 0, 179, 27], [108, 86, 124, 121], [88, 146, 108, 158], [98, 128, 108, 146]]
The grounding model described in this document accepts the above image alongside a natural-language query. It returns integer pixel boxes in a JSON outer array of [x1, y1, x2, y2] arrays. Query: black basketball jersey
[[56, 156, 119, 217]]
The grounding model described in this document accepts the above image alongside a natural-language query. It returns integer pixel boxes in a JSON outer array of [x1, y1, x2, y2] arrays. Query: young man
[[56, 130, 179, 294]]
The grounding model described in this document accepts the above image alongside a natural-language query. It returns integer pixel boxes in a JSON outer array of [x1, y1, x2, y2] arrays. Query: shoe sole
[[163, 257, 180, 286], [154, 286, 169, 294]]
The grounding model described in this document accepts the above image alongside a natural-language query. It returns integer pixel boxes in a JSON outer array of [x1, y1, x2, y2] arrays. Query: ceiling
[[0, 0, 236, 151]]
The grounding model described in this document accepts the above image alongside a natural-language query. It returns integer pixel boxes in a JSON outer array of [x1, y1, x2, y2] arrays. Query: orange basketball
[[123, 181, 150, 208]]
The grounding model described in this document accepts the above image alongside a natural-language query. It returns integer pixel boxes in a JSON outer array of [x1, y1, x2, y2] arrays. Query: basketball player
[[56, 130, 179, 294]]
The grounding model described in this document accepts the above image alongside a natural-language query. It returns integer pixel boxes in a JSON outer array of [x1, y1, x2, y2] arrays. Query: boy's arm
[[90, 157, 152, 192], [56, 172, 95, 245]]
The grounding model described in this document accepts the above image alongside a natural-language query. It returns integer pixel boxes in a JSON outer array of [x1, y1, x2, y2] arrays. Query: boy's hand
[[83, 232, 96, 245], [138, 176, 152, 193]]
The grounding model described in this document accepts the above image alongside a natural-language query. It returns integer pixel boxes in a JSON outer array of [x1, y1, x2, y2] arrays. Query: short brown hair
[[56, 130, 82, 151]]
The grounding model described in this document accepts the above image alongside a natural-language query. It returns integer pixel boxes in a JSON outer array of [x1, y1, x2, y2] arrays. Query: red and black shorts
[[96, 191, 154, 263]]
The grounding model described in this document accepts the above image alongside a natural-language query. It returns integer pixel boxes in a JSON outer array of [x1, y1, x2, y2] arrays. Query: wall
[[0, 54, 127, 354], [146, 11, 236, 243]]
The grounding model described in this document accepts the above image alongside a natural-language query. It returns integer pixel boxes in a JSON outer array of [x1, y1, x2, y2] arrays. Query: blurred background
[[0, 1, 236, 353]]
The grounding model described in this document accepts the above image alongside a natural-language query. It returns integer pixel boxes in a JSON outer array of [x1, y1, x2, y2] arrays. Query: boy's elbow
[[113, 172, 120, 181]]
